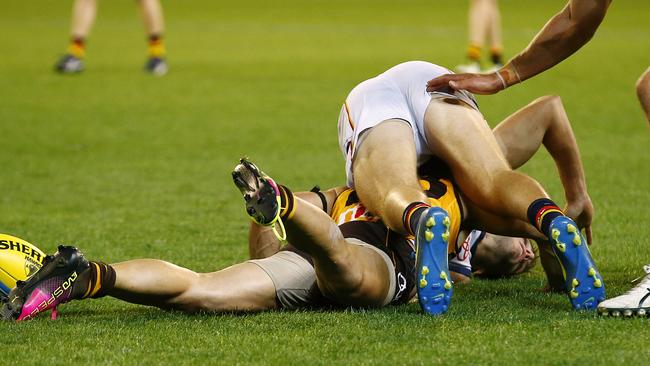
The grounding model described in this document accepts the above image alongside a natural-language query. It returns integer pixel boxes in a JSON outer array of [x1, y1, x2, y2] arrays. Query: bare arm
[[492, 95, 593, 243], [248, 186, 347, 259], [426, 0, 611, 94]]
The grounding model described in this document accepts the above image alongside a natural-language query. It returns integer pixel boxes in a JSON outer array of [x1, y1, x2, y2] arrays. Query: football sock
[[466, 43, 481, 62], [72, 261, 116, 300], [67, 37, 86, 59], [527, 198, 564, 238], [278, 185, 296, 220], [490, 47, 503, 65], [148, 34, 166, 58], [402, 202, 431, 236]]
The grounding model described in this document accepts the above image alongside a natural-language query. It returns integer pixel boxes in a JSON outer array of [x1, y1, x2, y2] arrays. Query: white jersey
[[448, 229, 486, 278], [337, 61, 480, 188]]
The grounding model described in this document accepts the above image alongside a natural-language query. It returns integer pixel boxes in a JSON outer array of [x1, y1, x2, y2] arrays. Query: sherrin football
[[0, 233, 45, 296]]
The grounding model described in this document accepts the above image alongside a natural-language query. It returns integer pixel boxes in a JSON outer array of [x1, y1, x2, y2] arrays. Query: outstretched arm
[[248, 187, 346, 259], [426, 0, 611, 94]]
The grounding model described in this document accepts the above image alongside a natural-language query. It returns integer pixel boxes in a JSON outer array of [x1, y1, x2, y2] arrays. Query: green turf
[[1, 0, 649, 364]]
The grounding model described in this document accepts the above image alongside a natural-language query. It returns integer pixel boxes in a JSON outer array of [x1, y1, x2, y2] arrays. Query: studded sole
[[549, 216, 606, 310], [415, 207, 452, 315]]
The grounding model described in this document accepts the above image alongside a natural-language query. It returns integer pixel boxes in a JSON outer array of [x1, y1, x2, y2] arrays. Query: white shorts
[[337, 61, 480, 188]]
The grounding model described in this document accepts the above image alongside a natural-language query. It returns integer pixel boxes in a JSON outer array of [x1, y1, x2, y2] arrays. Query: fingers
[[585, 226, 592, 246], [426, 74, 456, 92], [426, 73, 502, 95]]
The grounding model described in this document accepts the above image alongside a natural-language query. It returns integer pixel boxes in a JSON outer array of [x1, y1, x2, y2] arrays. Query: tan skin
[[83, 94, 583, 315], [637, 67, 650, 125], [427, 0, 612, 94], [465, 0, 503, 60], [69, 0, 164, 41]]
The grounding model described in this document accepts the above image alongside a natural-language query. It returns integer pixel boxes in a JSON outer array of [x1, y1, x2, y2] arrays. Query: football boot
[[455, 61, 481, 74], [1, 245, 89, 321], [598, 265, 650, 317], [54, 54, 84, 74], [144, 57, 168, 76], [415, 206, 453, 315], [232, 158, 281, 227], [549, 216, 605, 310]]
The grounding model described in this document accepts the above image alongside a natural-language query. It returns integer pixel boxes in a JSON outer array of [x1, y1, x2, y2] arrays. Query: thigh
[[423, 99, 511, 194], [181, 262, 278, 312], [314, 238, 394, 308], [352, 119, 424, 213]]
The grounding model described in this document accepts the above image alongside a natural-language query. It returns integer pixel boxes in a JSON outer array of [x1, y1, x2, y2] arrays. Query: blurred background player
[[54, 0, 168, 75], [427, 0, 612, 94], [456, 0, 504, 74], [637, 67, 650, 125]]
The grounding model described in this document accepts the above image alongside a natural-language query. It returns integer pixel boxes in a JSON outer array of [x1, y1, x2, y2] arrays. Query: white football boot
[[597, 264, 650, 317]]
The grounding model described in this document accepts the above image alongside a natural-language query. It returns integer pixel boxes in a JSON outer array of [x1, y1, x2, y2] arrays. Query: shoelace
[[630, 264, 650, 284], [272, 218, 287, 242], [623, 264, 650, 296]]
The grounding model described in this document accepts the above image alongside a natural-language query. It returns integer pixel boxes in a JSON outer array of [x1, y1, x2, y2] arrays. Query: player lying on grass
[[1, 95, 586, 321], [337, 61, 603, 314]]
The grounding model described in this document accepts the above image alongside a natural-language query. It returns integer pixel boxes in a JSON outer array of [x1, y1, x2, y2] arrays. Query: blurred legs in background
[[54, 0, 168, 75], [456, 0, 503, 73]]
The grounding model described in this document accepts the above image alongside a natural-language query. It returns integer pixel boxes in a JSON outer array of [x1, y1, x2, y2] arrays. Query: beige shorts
[[248, 238, 396, 309]]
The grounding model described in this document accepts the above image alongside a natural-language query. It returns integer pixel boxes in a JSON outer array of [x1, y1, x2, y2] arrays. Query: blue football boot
[[549, 216, 605, 310], [415, 206, 453, 315]]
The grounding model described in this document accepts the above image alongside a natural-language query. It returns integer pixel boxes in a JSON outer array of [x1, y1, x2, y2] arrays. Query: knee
[[533, 95, 563, 115], [316, 252, 365, 301]]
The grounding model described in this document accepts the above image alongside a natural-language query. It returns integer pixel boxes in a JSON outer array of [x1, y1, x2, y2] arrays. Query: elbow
[[567, 0, 610, 43]]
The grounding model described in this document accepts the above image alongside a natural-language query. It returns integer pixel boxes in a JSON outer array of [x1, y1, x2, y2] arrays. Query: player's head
[[472, 234, 536, 278]]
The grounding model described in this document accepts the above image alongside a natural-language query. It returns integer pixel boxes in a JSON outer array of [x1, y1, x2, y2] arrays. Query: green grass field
[[1, 0, 649, 364]]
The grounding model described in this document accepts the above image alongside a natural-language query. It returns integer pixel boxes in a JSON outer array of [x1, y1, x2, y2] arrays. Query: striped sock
[[67, 37, 85, 59], [402, 202, 431, 236], [73, 261, 116, 300], [490, 47, 503, 65], [148, 34, 166, 58], [278, 185, 296, 220], [467, 43, 481, 62], [527, 198, 564, 237]]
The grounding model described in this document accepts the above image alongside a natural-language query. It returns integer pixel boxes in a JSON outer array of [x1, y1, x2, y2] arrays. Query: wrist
[[498, 62, 523, 88]]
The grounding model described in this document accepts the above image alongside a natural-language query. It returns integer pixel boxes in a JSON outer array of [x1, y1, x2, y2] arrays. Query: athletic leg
[[138, 0, 168, 75], [423, 99, 605, 309], [281, 197, 393, 307], [232, 159, 395, 307], [110, 260, 276, 312], [457, 0, 490, 72], [352, 119, 430, 235], [55, 0, 97, 73], [0, 245, 278, 321], [486, 0, 503, 67], [70, 0, 97, 39], [346, 123, 454, 313]]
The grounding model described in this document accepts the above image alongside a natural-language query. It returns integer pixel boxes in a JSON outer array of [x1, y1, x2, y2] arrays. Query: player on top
[[337, 61, 602, 314], [54, 0, 168, 75], [2, 92, 589, 321]]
